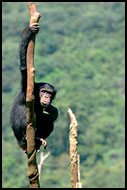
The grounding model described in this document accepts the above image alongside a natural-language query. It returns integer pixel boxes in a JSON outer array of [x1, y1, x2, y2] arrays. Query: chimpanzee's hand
[[40, 138, 47, 149], [29, 23, 40, 34]]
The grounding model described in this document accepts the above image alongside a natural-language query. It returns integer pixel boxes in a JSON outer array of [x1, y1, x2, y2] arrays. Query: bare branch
[[38, 151, 51, 180]]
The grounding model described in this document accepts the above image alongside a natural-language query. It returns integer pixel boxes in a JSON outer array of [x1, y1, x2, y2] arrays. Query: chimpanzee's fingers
[[40, 138, 47, 149], [42, 140, 47, 147], [31, 23, 39, 26], [30, 23, 40, 28]]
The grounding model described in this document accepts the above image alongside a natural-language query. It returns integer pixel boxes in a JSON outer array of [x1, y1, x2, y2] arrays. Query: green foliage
[[2, 2, 125, 188], [82, 159, 125, 188]]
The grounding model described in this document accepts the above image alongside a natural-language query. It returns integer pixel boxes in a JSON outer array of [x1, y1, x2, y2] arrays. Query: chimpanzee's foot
[[37, 149, 40, 153], [18, 143, 27, 151]]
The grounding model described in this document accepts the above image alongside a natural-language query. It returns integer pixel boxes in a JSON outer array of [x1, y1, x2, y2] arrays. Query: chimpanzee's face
[[39, 88, 53, 107]]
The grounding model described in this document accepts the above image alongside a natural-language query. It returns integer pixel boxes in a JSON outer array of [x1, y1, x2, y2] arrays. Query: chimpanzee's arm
[[44, 105, 58, 121], [19, 24, 39, 71], [19, 24, 39, 92]]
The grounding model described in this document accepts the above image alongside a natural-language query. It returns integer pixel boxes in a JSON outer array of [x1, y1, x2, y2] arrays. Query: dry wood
[[76, 154, 82, 188], [38, 151, 51, 180], [68, 108, 82, 188], [26, 2, 41, 188]]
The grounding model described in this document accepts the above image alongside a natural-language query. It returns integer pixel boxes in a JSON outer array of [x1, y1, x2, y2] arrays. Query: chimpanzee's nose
[[44, 93, 48, 98]]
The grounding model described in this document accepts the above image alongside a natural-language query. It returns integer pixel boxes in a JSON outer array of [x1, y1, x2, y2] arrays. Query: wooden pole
[[26, 2, 41, 188], [68, 108, 82, 188]]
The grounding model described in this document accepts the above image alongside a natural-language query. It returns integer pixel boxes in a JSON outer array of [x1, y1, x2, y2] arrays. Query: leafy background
[[2, 2, 125, 188]]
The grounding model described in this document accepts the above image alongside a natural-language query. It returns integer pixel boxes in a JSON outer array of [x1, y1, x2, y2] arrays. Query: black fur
[[10, 25, 58, 151]]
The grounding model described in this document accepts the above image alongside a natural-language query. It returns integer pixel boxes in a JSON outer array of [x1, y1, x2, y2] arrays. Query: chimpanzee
[[10, 23, 58, 152]]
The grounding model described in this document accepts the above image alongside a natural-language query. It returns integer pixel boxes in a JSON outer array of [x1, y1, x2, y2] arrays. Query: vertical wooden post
[[68, 108, 82, 188], [26, 2, 41, 188]]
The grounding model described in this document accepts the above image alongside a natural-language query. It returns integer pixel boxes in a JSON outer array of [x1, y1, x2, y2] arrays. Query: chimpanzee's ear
[[52, 87, 57, 100]]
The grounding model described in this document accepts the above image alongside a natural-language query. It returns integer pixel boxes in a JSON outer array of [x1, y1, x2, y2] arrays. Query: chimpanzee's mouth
[[41, 101, 49, 107]]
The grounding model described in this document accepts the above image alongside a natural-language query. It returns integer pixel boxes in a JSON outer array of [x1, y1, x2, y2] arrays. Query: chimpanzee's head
[[39, 83, 57, 107]]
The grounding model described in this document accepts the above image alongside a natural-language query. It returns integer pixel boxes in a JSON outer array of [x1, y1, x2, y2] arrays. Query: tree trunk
[[26, 2, 41, 188]]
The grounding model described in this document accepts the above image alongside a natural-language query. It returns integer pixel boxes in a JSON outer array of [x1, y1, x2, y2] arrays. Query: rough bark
[[26, 2, 41, 188], [68, 108, 82, 188]]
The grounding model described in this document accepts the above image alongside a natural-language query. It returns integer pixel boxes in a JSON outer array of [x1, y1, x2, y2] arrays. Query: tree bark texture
[[26, 2, 41, 188], [68, 108, 82, 188]]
